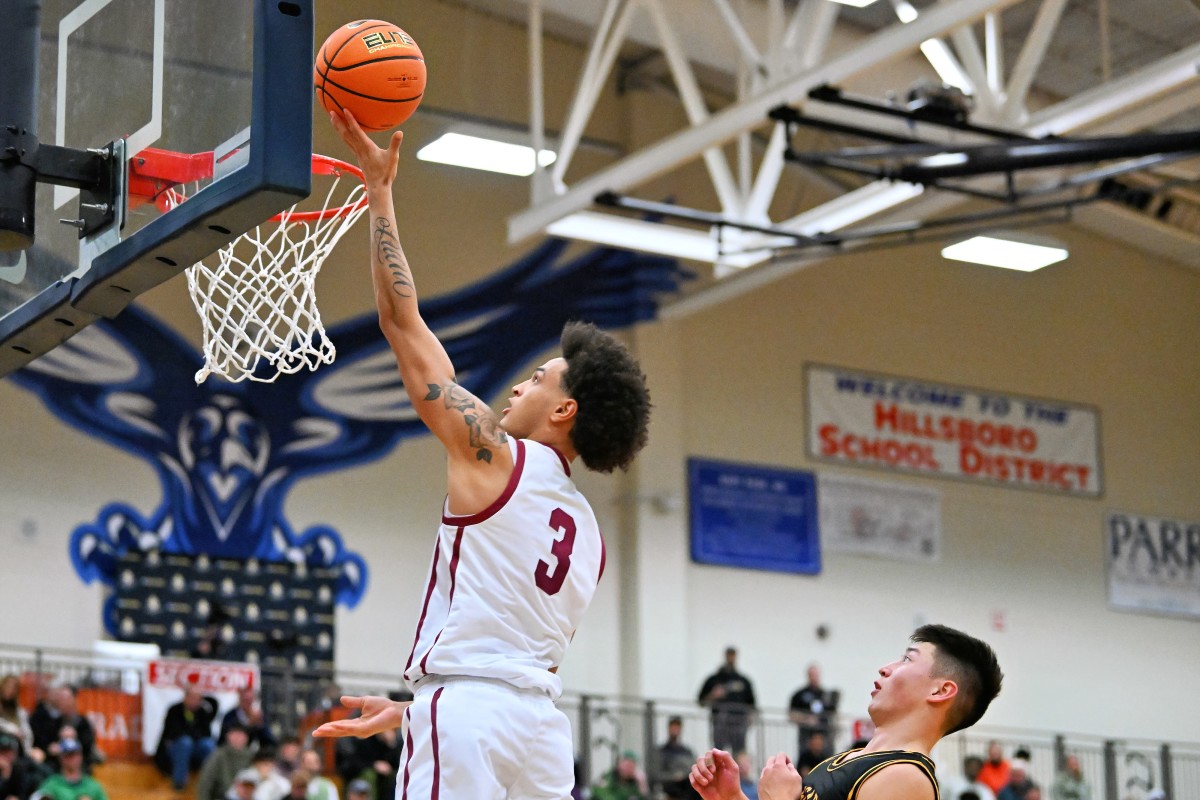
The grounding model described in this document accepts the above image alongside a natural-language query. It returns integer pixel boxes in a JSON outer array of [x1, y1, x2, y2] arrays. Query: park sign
[[1107, 511, 1200, 619], [805, 364, 1102, 497]]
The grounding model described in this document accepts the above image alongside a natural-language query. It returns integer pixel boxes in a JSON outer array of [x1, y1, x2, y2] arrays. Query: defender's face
[[868, 643, 937, 719], [501, 358, 569, 437]]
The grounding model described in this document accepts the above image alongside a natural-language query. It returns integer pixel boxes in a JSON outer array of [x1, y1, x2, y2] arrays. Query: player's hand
[[689, 749, 747, 800], [328, 108, 403, 191], [311, 695, 410, 739], [759, 753, 803, 800]]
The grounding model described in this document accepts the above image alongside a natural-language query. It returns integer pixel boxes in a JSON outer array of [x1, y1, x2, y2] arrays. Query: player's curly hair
[[559, 321, 650, 473]]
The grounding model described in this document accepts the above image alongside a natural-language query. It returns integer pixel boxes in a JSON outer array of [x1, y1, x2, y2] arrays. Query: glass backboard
[[0, 0, 314, 376]]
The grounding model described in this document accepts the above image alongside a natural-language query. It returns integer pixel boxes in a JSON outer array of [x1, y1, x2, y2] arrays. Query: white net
[[185, 160, 368, 384]]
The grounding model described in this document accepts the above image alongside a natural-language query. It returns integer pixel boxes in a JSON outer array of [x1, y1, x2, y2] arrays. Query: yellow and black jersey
[[802, 748, 939, 800]]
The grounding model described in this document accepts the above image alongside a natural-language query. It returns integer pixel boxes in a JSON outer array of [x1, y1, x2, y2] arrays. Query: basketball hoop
[[129, 149, 368, 384]]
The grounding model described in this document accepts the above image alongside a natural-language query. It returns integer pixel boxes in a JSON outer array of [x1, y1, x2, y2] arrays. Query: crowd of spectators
[[0, 675, 113, 800], [0, 665, 1122, 800], [940, 741, 1096, 800], [0, 674, 362, 800]]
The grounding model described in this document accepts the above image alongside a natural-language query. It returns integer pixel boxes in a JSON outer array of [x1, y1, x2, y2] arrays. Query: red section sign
[[147, 659, 257, 692]]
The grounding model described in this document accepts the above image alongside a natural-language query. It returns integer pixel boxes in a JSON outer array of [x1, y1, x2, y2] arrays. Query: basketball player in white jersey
[[312, 109, 652, 800]]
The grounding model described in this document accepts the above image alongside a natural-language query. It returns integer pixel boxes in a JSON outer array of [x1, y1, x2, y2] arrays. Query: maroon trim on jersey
[[430, 686, 445, 799], [400, 705, 414, 800], [441, 439, 526, 525], [404, 546, 441, 678], [419, 528, 464, 675], [597, 530, 607, 582], [547, 443, 572, 476]]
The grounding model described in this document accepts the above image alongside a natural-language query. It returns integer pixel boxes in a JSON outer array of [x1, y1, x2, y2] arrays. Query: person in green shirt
[[195, 722, 254, 800], [34, 739, 107, 800], [1051, 755, 1092, 800], [299, 749, 339, 800], [592, 751, 649, 800]]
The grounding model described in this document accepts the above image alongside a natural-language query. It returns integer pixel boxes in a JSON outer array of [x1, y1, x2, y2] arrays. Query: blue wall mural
[[7, 237, 685, 660]]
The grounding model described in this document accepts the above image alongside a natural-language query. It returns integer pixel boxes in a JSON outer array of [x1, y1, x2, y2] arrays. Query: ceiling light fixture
[[416, 132, 557, 177], [546, 211, 770, 267], [941, 235, 1069, 271]]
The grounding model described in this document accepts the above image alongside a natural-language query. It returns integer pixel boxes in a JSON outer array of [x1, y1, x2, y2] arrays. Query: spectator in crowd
[[0, 731, 45, 800], [226, 768, 260, 800], [343, 779, 370, 800], [1052, 754, 1091, 800], [32, 739, 106, 800], [276, 738, 302, 779], [978, 741, 1012, 795], [657, 716, 699, 800], [1025, 787, 1043, 800], [299, 749, 338, 800], [788, 664, 838, 760], [0, 677, 33, 755], [220, 688, 275, 750], [942, 755, 998, 800], [697, 648, 757, 754], [592, 751, 649, 800], [195, 721, 254, 800], [249, 748, 290, 800], [29, 688, 98, 772], [734, 752, 758, 800], [356, 729, 401, 800], [285, 770, 312, 800], [155, 685, 220, 791], [795, 731, 828, 777], [998, 759, 1036, 800]]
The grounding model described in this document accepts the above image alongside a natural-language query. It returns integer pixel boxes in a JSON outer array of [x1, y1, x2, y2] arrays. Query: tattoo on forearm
[[373, 219, 414, 298], [423, 382, 508, 462]]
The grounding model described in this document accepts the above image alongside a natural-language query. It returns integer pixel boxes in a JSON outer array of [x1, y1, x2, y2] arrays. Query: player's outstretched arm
[[327, 109, 512, 474], [690, 749, 749, 800], [758, 753, 803, 800], [311, 695, 410, 739]]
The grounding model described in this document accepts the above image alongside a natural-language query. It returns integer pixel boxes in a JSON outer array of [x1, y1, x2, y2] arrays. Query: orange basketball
[[314, 20, 426, 132]]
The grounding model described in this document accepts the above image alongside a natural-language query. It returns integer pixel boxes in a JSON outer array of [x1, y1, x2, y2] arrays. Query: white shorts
[[397, 676, 574, 800]]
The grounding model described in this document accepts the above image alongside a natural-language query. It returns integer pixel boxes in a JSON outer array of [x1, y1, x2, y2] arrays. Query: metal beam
[[1026, 40, 1200, 136], [664, 42, 1200, 314], [551, 0, 632, 190], [508, 0, 1020, 243], [1001, 0, 1069, 122], [644, 0, 741, 213]]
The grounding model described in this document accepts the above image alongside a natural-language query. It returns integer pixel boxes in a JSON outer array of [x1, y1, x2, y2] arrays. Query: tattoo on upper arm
[[374, 219, 413, 298], [423, 382, 508, 462]]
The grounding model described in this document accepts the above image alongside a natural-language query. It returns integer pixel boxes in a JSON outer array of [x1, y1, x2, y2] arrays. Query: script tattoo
[[374, 219, 413, 298], [423, 382, 508, 463]]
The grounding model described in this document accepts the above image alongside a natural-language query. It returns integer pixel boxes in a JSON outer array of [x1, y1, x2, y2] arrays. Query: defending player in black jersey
[[689, 624, 1003, 800]]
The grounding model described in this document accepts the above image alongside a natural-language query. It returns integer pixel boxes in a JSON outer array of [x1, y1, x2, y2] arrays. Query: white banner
[[1107, 511, 1200, 619], [819, 473, 941, 562], [141, 658, 259, 756], [805, 364, 1102, 496]]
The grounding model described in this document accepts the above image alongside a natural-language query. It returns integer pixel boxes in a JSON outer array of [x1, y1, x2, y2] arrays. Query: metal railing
[[1, 643, 1194, 800]]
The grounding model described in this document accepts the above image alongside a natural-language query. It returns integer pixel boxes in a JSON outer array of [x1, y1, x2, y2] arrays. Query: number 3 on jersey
[[535, 508, 576, 595]]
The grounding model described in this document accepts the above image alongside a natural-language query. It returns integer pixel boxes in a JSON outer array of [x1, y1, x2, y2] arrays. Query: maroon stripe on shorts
[[430, 686, 445, 799], [400, 705, 414, 800]]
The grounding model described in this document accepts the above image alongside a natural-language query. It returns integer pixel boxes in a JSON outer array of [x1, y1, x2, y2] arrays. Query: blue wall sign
[[688, 458, 820, 574]]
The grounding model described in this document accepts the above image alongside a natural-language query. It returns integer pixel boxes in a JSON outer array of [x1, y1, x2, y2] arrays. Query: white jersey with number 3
[[403, 437, 605, 699]]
